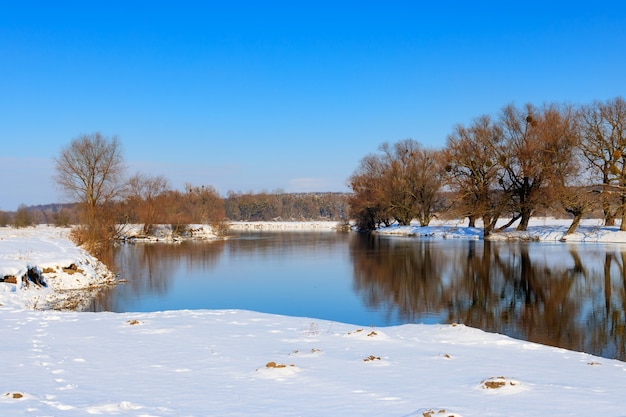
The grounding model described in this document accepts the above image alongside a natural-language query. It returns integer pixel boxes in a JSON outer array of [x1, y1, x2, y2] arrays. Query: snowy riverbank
[[117, 218, 625, 243], [1, 223, 626, 416], [375, 217, 626, 243], [116, 222, 343, 242], [228, 220, 344, 231], [0, 226, 115, 310]]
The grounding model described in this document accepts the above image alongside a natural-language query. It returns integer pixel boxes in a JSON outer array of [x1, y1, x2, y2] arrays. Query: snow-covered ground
[[376, 217, 626, 243], [2, 308, 625, 417], [116, 222, 342, 242], [117, 224, 219, 242], [0, 226, 115, 310], [1, 222, 626, 416]]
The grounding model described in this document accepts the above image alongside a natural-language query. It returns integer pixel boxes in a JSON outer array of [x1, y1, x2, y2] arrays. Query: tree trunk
[[496, 214, 521, 232], [564, 214, 582, 237], [602, 180, 616, 226], [619, 194, 626, 232], [517, 207, 531, 231], [515, 177, 531, 231], [482, 215, 493, 238], [468, 215, 476, 227]]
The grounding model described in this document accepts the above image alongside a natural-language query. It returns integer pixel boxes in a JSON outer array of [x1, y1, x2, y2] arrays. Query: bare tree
[[410, 145, 446, 226], [183, 183, 226, 225], [444, 115, 506, 236], [348, 153, 395, 230], [579, 97, 626, 228], [378, 139, 445, 226], [495, 103, 543, 230], [495, 103, 579, 231], [349, 139, 445, 229], [12, 204, 34, 228], [54, 133, 125, 252], [0, 210, 9, 227], [126, 173, 170, 234], [538, 105, 593, 235], [380, 139, 424, 226], [146, 184, 227, 237]]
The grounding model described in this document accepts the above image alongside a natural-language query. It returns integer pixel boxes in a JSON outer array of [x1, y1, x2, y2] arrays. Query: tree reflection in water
[[88, 241, 226, 311], [87, 232, 343, 313], [350, 235, 626, 360]]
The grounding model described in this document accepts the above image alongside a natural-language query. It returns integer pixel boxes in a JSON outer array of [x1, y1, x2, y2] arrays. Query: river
[[88, 231, 626, 360]]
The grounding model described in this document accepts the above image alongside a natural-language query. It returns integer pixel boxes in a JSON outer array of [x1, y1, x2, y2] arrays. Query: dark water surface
[[89, 231, 626, 360]]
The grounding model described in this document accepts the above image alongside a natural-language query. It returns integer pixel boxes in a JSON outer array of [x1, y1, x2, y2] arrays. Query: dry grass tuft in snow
[[480, 376, 520, 389]]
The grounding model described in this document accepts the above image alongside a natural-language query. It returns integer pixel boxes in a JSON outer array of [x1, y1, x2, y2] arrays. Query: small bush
[[69, 204, 120, 256], [210, 220, 231, 237], [52, 209, 72, 227], [0, 211, 8, 227], [171, 223, 189, 237], [12, 205, 33, 228]]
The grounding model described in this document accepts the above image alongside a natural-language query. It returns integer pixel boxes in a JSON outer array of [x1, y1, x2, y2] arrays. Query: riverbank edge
[[0, 226, 117, 310], [4, 218, 625, 311]]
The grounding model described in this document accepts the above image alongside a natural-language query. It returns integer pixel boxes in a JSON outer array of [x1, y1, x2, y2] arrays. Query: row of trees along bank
[[49, 132, 349, 254], [348, 97, 626, 236]]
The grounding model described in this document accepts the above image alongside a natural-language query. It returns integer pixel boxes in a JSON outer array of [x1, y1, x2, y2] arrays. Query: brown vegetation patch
[[367, 331, 378, 337], [588, 361, 602, 366], [5, 392, 23, 399], [1, 276, 17, 284], [62, 264, 83, 275], [42, 267, 56, 274], [265, 361, 294, 369], [363, 355, 381, 362], [481, 376, 517, 389], [483, 380, 506, 389], [1, 271, 45, 287], [127, 320, 141, 325]]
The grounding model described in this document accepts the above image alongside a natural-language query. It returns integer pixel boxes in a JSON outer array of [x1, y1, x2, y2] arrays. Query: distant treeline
[[224, 191, 349, 221], [0, 192, 350, 228], [0, 203, 78, 228]]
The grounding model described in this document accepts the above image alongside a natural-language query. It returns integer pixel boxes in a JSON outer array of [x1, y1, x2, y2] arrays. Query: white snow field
[[1, 223, 626, 416]]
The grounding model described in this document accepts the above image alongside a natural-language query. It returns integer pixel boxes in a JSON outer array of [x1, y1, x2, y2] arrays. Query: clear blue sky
[[1, 1, 625, 210]]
